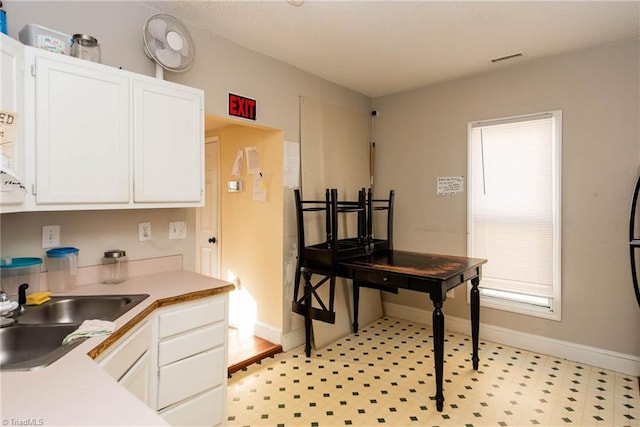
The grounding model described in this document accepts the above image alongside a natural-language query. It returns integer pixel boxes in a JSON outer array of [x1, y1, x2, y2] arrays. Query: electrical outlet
[[138, 222, 152, 241], [169, 221, 187, 240], [42, 225, 60, 248]]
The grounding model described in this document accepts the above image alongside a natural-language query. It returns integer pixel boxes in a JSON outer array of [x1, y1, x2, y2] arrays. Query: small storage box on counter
[[19, 23, 71, 55], [46, 247, 79, 293], [0, 257, 42, 300]]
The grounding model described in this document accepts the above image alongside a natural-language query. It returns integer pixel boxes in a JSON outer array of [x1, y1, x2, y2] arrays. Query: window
[[467, 111, 562, 320]]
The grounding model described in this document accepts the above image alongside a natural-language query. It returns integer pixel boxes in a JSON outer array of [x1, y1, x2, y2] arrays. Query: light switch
[[169, 221, 187, 239], [42, 225, 60, 248]]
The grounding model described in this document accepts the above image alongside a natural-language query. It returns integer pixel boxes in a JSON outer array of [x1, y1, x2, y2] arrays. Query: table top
[[339, 249, 487, 282]]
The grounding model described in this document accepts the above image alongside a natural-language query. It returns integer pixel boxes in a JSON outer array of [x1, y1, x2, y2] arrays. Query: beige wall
[[0, 208, 194, 271], [372, 39, 640, 356], [217, 125, 284, 330]]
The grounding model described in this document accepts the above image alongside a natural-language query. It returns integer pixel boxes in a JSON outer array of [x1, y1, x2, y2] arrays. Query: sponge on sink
[[26, 291, 51, 305]]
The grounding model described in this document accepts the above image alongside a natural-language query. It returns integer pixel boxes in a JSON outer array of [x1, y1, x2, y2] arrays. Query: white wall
[[372, 39, 640, 357]]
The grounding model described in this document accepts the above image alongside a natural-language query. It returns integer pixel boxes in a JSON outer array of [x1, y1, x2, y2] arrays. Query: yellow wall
[[218, 125, 285, 330]]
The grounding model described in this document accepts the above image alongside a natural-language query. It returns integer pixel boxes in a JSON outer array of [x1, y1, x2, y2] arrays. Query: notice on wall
[[231, 150, 243, 176], [253, 173, 267, 202], [245, 146, 262, 175], [0, 110, 18, 174], [283, 141, 300, 188], [437, 176, 464, 195]]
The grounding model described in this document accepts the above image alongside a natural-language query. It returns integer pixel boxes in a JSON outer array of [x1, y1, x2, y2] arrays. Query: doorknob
[[208, 237, 217, 244]]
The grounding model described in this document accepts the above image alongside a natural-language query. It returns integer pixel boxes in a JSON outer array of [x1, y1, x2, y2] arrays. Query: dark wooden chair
[[367, 189, 395, 252], [352, 189, 395, 332], [292, 188, 367, 356]]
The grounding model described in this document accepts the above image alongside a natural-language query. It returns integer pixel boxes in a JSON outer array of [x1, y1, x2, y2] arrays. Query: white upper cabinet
[[133, 80, 203, 203], [8, 43, 204, 212], [0, 34, 26, 210], [34, 53, 130, 204]]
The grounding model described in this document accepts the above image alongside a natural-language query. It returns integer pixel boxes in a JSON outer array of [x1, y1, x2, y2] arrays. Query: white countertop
[[0, 269, 234, 426]]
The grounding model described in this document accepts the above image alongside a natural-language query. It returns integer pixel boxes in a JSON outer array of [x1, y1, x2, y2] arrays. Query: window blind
[[470, 115, 556, 300]]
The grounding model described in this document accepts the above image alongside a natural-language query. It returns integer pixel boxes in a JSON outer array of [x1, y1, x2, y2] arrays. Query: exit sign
[[228, 93, 257, 121]]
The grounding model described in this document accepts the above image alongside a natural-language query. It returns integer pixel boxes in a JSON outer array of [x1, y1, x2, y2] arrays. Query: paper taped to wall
[[245, 146, 261, 174], [437, 176, 464, 195], [232, 149, 243, 176]]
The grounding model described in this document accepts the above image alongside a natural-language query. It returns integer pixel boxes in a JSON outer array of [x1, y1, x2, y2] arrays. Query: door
[[196, 137, 220, 278]]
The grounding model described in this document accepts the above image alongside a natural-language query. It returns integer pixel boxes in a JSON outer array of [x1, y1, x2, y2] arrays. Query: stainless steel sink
[[0, 324, 85, 371], [17, 294, 149, 325], [1, 293, 149, 371]]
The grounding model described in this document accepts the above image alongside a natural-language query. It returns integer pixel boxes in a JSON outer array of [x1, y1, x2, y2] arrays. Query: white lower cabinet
[[96, 294, 228, 426], [97, 321, 152, 406], [153, 296, 228, 426]]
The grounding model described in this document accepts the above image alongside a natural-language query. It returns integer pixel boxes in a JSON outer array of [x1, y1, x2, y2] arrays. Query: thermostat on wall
[[228, 180, 243, 192]]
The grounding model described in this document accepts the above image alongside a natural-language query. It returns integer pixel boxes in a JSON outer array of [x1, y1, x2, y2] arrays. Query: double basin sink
[[0, 294, 149, 371]]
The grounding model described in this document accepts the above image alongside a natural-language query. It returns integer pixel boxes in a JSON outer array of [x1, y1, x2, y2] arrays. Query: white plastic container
[[0, 257, 42, 300], [19, 23, 71, 55], [46, 247, 79, 293]]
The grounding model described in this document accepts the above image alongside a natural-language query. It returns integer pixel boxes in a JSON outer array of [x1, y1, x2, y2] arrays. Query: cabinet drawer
[[158, 297, 225, 339], [99, 321, 151, 381], [158, 323, 225, 367], [159, 386, 224, 426], [157, 348, 225, 410]]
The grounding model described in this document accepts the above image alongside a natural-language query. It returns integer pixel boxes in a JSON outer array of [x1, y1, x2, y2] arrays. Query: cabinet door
[[120, 350, 152, 406], [0, 34, 25, 208], [99, 321, 151, 381], [34, 53, 130, 204], [133, 80, 203, 203]]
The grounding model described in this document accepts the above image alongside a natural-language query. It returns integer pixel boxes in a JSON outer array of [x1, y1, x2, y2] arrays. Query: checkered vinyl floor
[[227, 317, 639, 426]]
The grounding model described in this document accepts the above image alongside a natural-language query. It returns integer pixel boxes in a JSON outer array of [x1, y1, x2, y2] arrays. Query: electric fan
[[143, 14, 195, 79]]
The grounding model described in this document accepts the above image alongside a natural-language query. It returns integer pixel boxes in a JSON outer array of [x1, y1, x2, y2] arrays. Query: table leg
[[304, 316, 312, 357], [303, 272, 312, 357], [432, 300, 445, 412], [352, 282, 360, 333], [470, 276, 480, 370]]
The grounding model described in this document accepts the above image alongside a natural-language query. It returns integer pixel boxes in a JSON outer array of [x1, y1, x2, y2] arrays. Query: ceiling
[[145, 1, 640, 99]]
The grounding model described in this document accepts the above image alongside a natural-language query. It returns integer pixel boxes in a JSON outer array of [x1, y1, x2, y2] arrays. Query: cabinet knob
[[208, 237, 217, 244]]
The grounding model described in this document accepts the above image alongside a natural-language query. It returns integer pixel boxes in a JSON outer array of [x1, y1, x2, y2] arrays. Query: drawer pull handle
[[383, 276, 389, 282]]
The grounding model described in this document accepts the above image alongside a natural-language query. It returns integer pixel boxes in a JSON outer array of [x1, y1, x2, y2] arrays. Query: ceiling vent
[[490, 52, 524, 64]]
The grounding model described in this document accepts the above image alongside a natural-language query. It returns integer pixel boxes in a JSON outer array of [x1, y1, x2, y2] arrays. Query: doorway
[[200, 114, 284, 371]]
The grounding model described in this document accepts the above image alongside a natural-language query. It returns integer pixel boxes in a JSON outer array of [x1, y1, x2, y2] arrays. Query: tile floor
[[227, 317, 639, 426]]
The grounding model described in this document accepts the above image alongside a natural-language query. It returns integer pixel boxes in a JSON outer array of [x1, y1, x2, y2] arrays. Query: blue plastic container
[[0, 257, 43, 299], [0, 10, 7, 35], [46, 247, 79, 293]]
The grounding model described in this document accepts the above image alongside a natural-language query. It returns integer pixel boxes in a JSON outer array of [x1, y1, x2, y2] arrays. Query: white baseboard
[[383, 302, 640, 377], [253, 321, 283, 347], [282, 327, 306, 352]]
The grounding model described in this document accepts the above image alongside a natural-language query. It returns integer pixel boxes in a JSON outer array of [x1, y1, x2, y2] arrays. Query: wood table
[[338, 249, 487, 412]]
